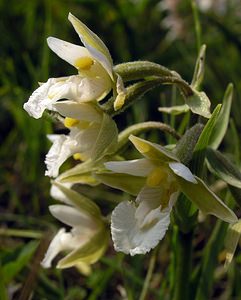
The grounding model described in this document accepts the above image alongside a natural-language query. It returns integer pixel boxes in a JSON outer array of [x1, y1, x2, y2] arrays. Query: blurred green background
[[1, 0, 241, 299]]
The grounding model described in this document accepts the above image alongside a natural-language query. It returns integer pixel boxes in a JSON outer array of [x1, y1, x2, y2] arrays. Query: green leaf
[[95, 172, 145, 196], [184, 90, 211, 119], [192, 104, 221, 176], [52, 181, 101, 218], [2, 241, 38, 284], [206, 148, 241, 188], [209, 83, 233, 149], [225, 219, 241, 266], [158, 104, 190, 115], [175, 175, 237, 224], [57, 229, 108, 269], [191, 44, 206, 89], [91, 113, 118, 161]]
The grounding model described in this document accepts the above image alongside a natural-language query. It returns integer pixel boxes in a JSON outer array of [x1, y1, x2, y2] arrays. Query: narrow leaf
[[191, 44, 206, 89], [206, 148, 241, 188], [209, 83, 233, 149], [225, 219, 241, 267]]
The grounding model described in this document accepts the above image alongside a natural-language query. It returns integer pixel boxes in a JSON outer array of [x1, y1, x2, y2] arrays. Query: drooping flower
[[96, 135, 237, 255], [41, 182, 108, 272], [23, 13, 125, 119], [45, 101, 118, 177]]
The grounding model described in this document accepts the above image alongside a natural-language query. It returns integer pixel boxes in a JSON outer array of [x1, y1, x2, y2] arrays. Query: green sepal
[[174, 123, 204, 165], [206, 148, 241, 188], [52, 181, 101, 219], [209, 83, 233, 149], [175, 175, 237, 224], [191, 44, 206, 89], [129, 135, 179, 162], [94, 172, 145, 196], [225, 219, 241, 267], [58, 159, 98, 184], [57, 228, 108, 269], [91, 113, 118, 161]]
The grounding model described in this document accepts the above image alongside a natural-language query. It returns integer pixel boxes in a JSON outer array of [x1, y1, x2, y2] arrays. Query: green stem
[[0, 228, 42, 239], [173, 229, 193, 300], [191, 0, 202, 52], [139, 249, 157, 300], [117, 121, 180, 151]]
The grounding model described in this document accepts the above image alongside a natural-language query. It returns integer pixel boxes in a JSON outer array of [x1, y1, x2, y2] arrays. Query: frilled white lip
[[111, 190, 178, 255]]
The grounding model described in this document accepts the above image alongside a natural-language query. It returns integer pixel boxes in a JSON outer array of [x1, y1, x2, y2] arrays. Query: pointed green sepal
[[57, 228, 108, 269], [52, 181, 101, 218], [91, 113, 118, 161], [175, 175, 238, 224], [95, 172, 145, 196], [129, 135, 179, 162]]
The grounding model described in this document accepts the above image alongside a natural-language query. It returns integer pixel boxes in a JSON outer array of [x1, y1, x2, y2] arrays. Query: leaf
[[95, 172, 146, 196], [158, 104, 190, 115], [175, 175, 237, 224], [2, 241, 38, 284], [192, 104, 221, 176], [191, 44, 206, 89], [209, 83, 233, 149], [184, 90, 211, 119], [206, 148, 241, 188]]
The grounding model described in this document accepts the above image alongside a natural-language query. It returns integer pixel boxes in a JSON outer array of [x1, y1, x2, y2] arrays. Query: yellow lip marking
[[73, 153, 83, 160], [146, 167, 167, 187], [75, 57, 94, 70], [64, 117, 80, 128]]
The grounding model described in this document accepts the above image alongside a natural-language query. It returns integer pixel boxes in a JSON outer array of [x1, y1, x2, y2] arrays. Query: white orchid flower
[[45, 101, 118, 177], [24, 13, 125, 119], [96, 135, 237, 255], [41, 182, 108, 270]]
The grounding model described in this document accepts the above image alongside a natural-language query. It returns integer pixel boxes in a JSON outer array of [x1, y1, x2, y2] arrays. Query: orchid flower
[[45, 101, 118, 177], [41, 182, 108, 272], [24, 13, 125, 119], [96, 135, 237, 255]]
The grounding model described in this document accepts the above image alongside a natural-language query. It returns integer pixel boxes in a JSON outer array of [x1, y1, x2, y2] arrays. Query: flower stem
[[173, 229, 193, 300]]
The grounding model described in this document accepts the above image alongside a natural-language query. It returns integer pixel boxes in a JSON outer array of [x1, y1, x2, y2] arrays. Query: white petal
[[68, 13, 114, 80], [53, 101, 102, 123], [23, 78, 62, 118], [135, 186, 163, 227], [169, 162, 197, 183], [41, 228, 89, 268], [47, 37, 90, 67], [105, 159, 154, 177], [45, 134, 78, 177], [111, 200, 172, 256], [49, 205, 96, 230]]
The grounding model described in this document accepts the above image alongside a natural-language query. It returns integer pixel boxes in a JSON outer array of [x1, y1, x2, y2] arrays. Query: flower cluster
[[24, 13, 239, 271]]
